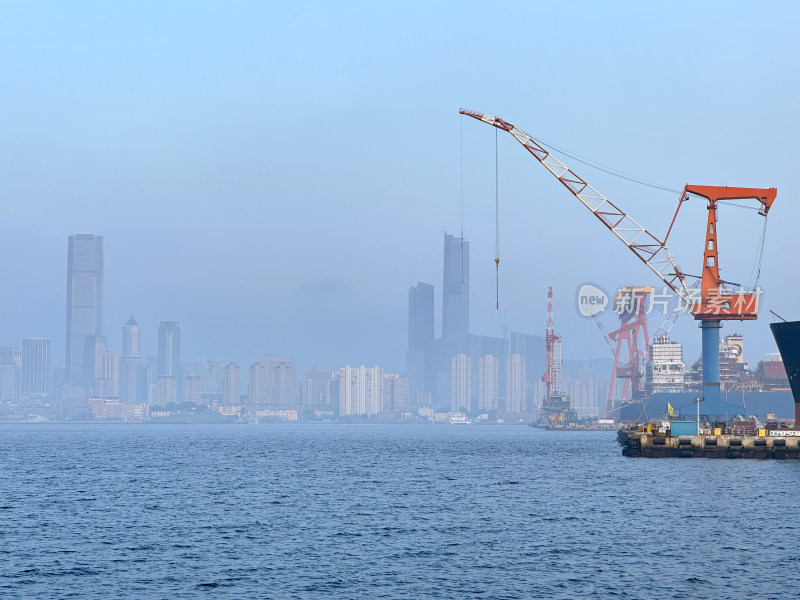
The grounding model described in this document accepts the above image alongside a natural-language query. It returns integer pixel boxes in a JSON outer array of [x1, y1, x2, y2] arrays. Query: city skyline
[[0, 230, 785, 417]]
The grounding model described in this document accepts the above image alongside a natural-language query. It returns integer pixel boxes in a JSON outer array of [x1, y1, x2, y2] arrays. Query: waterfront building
[[338, 365, 383, 416], [248, 362, 268, 407], [450, 353, 471, 413], [223, 362, 241, 405], [120, 317, 143, 403], [21, 338, 51, 396], [478, 354, 499, 411], [260, 355, 297, 406], [156, 376, 177, 406], [184, 375, 202, 405], [382, 373, 410, 412], [0, 364, 16, 403], [570, 379, 600, 419], [301, 368, 337, 410], [506, 353, 526, 413]]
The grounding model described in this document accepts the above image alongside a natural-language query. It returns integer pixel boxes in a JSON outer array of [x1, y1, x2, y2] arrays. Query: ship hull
[[769, 321, 800, 427]]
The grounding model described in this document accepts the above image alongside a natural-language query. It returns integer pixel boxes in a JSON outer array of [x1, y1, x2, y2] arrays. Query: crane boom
[[459, 108, 693, 304]]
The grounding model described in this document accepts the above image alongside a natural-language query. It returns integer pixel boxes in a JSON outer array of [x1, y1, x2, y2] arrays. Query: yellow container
[[714, 427, 721, 436], [758, 428, 766, 437], [646, 424, 653, 433]]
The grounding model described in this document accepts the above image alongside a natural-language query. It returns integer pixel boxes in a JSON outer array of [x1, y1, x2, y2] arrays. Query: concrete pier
[[619, 430, 800, 459]]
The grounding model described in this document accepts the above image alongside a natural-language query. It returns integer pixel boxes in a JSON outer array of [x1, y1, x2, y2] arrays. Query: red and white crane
[[460, 108, 776, 412]]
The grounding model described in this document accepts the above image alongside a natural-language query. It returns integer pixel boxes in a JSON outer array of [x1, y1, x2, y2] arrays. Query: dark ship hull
[[769, 320, 800, 427]]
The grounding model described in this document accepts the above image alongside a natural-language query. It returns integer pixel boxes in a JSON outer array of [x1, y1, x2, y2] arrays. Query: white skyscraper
[[506, 353, 526, 414], [478, 354, 499, 411], [450, 353, 471, 413], [338, 365, 383, 416]]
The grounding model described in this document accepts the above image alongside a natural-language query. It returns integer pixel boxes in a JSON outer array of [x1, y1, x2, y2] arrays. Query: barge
[[618, 318, 800, 458]]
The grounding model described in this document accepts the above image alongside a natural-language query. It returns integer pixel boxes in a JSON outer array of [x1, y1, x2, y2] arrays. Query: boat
[[769, 320, 800, 428]]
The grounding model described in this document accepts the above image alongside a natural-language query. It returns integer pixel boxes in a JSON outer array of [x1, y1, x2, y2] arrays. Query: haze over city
[[6, 4, 800, 600], [2, 3, 798, 381]]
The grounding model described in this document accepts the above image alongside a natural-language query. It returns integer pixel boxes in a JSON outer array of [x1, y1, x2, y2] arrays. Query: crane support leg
[[700, 320, 722, 407]]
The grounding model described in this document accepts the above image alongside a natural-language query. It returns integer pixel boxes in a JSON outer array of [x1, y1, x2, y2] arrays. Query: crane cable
[[748, 214, 769, 291], [495, 126, 500, 310], [460, 117, 465, 287], [531, 134, 681, 194]]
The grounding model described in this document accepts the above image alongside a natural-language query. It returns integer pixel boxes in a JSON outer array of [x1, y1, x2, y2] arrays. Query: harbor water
[[1, 423, 797, 599]]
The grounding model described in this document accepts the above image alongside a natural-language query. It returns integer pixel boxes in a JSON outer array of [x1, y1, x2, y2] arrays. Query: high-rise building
[[570, 379, 599, 419], [65, 234, 104, 386], [382, 373, 410, 412], [0, 348, 21, 402], [120, 317, 144, 403], [184, 375, 202, 405], [510, 332, 546, 387], [260, 355, 296, 406], [83, 334, 107, 392], [122, 316, 140, 357], [102, 351, 120, 398], [442, 233, 469, 357], [248, 362, 267, 406], [21, 338, 51, 396], [158, 322, 181, 378], [301, 368, 337, 411], [407, 282, 434, 402], [0, 364, 17, 403], [478, 354, 499, 411], [506, 354, 526, 413], [338, 365, 383, 416], [223, 362, 241, 405], [156, 376, 177, 406], [450, 353, 471, 413], [409, 282, 434, 352]]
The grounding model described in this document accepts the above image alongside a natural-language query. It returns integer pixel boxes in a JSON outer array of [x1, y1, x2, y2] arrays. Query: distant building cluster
[[0, 232, 790, 423]]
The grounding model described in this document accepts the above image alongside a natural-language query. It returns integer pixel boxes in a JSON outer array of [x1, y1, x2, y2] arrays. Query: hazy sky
[[1, 1, 798, 375]]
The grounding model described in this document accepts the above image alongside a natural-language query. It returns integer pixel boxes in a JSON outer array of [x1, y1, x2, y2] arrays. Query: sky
[[1, 1, 798, 376]]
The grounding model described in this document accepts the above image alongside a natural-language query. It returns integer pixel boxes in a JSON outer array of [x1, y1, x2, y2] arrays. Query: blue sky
[[1, 1, 797, 374]]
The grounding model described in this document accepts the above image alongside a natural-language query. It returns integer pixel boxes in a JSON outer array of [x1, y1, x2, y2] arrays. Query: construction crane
[[459, 108, 776, 410], [606, 286, 652, 411], [542, 286, 562, 408]]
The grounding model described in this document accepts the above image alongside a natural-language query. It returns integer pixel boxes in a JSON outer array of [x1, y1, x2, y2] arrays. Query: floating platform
[[619, 430, 800, 459]]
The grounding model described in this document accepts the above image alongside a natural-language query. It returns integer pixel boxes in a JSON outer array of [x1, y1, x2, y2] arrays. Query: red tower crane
[[606, 286, 652, 412], [542, 286, 562, 408]]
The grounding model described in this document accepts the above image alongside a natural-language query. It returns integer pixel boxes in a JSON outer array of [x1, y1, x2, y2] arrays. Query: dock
[[619, 430, 800, 459]]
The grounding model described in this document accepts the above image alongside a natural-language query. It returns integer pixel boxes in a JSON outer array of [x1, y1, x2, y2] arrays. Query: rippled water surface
[[1, 424, 798, 599]]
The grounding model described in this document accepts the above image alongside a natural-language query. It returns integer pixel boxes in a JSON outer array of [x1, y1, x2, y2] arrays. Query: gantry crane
[[459, 108, 776, 410]]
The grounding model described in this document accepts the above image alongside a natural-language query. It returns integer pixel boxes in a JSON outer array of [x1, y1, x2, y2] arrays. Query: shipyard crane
[[459, 108, 776, 410]]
